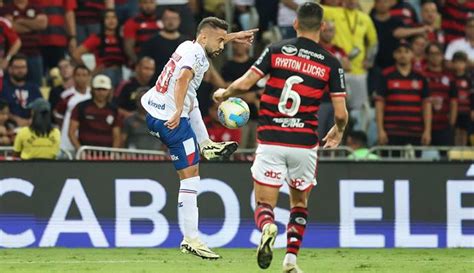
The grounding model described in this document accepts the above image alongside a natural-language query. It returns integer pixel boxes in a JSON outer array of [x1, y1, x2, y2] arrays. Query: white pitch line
[[1, 260, 165, 265]]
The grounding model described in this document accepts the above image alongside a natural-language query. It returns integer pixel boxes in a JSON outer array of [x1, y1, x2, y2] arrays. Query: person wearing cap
[[68, 74, 122, 150], [13, 98, 61, 160], [375, 41, 432, 147]]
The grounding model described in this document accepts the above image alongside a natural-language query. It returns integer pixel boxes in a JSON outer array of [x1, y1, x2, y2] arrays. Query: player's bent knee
[[177, 164, 199, 180]]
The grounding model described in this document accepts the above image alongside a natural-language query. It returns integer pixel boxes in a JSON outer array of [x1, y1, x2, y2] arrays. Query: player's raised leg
[[189, 104, 238, 160]]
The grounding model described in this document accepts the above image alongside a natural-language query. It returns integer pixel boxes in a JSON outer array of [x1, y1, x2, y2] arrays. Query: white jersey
[[141, 40, 210, 120]]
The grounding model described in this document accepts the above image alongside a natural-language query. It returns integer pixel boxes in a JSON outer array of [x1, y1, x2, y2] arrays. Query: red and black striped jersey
[[441, 0, 474, 43], [83, 33, 126, 68], [423, 68, 457, 131], [390, 1, 418, 27], [76, 0, 105, 25], [453, 74, 473, 115], [375, 66, 429, 138], [123, 13, 162, 54], [251, 37, 346, 149]]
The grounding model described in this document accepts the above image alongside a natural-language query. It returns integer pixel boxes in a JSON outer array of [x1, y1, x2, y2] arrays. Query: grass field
[[1, 248, 473, 273]]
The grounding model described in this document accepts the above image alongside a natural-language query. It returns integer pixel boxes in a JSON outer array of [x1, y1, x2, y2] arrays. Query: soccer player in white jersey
[[141, 17, 257, 259]]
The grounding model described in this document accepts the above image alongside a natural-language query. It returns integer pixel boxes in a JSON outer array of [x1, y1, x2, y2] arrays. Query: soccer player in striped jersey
[[141, 17, 257, 259], [214, 3, 348, 272]]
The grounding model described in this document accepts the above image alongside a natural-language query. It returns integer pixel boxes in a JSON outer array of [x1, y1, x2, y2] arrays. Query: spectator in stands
[[55, 65, 91, 152], [75, 0, 114, 43], [73, 9, 126, 88], [115, 0, 139, 25], [140, 8, 186, 77], [441, 0, 474, 44], [411, 34, 428, 71], [155, 0, 196, 38], [233, 0, 258, 31], [318, 20, 350, 139], [323, 0, 378, 132], [115, 56, 155, 118], [48, 58, 74, 111], [452, 51, 472, 146], [419, 0, 444, 46], [346, 130, 379, 160], [1, 54, 41, 127], [2, 0, 48, 86], [255, 0, 278, 38], [0, 99, 14, 146], [371, 0, 405, 70], [375, 41, 432, 146], [277, 0, 307, 39], [124, 0, 162, 65], [122, 89, 162, 150], [13, 98, 60, 159], [31, 0, 77, 73], [445, 17, 474, 69], [221, 41, 259, 148], [69, 74, 121, 150], [0, 17, 21, 89], [205, 101, 241, 143], [424, 42, 457, 146], [387, 0, 418, 26]]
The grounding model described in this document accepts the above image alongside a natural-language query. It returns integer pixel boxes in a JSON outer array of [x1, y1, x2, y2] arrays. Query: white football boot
[[180, 237, 221, 260], [256, 223, 278, 269]]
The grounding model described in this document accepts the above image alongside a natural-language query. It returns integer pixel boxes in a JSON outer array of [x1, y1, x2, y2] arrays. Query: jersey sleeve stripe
[[181, 66, 195, 77], [251, 66, 265, 77]]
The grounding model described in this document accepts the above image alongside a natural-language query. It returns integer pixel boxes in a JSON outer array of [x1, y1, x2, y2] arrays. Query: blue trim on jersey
[[146, 114, 200, 170]]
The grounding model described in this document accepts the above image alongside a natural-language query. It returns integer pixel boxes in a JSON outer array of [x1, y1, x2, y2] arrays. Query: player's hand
[[378, 129, 388, 145], [165, 110, 182, 130], [231, 28, 259, 46], [322, 125, 344, 148], [213, 88, 227, 103], [421, 130, 431, 146]]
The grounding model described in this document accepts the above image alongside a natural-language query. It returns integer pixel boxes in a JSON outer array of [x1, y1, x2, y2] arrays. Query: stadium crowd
[[0, 0, 472, 160]]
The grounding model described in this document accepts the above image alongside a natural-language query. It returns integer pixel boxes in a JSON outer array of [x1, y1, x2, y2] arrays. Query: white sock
[[189, 106, 210, 147], [178, 176, 200, 240], [283, 253, 297, 265]]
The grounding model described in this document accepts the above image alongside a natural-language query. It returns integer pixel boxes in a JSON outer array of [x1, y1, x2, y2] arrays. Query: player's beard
[[207, 49, 223, 58]]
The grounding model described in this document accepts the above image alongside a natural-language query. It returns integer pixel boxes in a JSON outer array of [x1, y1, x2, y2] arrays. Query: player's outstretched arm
[[165, 68, 194, 129], [323, 96, 348, 148], [213, 69, 262, 103], [225, 28, 259, 46]]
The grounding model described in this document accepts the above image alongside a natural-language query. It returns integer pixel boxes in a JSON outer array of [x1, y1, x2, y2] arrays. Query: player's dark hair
[[30, 107, 53, 137], [452, 51, 468, 62], [347, 131, 368, 147], [424, 42, 443, 55], [8, 53, 27, 67], [197, 17, 228, 34], [0, 99, 9, 111], [73, 64, 90, 75], [296, 2, 324, 31]]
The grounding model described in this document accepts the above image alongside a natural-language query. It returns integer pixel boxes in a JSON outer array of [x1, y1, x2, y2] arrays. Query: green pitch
[[1, 248, 473, 273]]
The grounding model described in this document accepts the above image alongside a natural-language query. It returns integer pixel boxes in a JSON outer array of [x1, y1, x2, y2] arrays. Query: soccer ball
[[217, 97, 250, 129]]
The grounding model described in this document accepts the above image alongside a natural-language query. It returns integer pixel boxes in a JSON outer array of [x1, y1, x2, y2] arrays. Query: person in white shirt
[[445, 17, 474, 69], [142, 16, 257, 259]]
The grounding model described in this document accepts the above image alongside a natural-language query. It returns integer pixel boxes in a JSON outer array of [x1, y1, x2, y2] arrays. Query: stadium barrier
[[75, 146, 167, 160], [1, 161, 473, 248], [0, 147, 73, 160]]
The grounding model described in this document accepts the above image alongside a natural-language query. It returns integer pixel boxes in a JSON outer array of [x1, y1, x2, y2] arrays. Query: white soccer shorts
[[251, 144, 318, 191]]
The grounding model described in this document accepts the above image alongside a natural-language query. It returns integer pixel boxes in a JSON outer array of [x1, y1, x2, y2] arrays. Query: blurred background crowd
[[0, 0, 472, 160]]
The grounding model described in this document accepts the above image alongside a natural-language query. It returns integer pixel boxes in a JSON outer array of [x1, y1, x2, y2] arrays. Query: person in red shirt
[[68, 74, 121, 150], [452, 51, 473, 146], [73, 9, 126, 88], [75, 0, 114, 44], [423, 42, 457, 146], [30, 0, 77, 73], [123, 0, 162, 65], [441, 0, 474, 44], [410, 34, 427, 72], [0, 16, 21, 91], [3, 0, 48, 86], [205, 101, 241, 143]]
